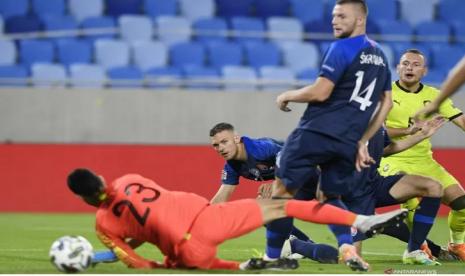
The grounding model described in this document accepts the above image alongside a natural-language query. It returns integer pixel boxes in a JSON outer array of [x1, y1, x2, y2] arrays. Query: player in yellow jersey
[[379, 49, 465, 260]]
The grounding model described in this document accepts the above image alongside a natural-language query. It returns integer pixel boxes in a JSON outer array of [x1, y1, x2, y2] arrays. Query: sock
[[92, 250, 118, 263], [408, 197, 440, 252], [265, 218, 293, 259], [448, 209, 465, 244], [290, 226, 311, 242], [291, 238, 338, 263], [401, 197, 420, 230], [326, 198, 353, 247], [285, 199, 357, 226]]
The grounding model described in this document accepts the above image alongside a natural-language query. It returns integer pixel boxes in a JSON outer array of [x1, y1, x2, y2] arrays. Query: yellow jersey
[[384, 81, 462, 159]]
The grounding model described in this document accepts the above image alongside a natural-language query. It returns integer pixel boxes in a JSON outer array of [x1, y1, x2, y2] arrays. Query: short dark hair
[[402, 48, 427, 64], [209, 122, 234, 137], [336, 0, 368, 15], [67, 168, 103, 197]]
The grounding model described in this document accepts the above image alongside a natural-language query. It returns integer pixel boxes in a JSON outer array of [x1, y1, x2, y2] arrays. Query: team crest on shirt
[[383, 164, 390, 172], [221, 169, 227, 181]]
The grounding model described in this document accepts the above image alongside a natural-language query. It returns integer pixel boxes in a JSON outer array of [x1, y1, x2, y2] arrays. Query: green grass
[[0, 213, 462, 274]]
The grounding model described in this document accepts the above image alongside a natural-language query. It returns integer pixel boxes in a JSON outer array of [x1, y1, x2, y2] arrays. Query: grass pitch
[[0, 213, 462, 274]]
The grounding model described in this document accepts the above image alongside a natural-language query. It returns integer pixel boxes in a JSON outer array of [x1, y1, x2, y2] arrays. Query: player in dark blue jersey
[[270, 0, 393, 271], [209, 122, 339, 265]]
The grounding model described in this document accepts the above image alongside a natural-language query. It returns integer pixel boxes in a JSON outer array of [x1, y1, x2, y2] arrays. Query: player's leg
[[282, 235, 339, 263], [443, 184, 465, 260]]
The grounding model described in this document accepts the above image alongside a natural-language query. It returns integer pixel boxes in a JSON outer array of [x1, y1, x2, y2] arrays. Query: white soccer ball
[[49, 235, 94, 273]]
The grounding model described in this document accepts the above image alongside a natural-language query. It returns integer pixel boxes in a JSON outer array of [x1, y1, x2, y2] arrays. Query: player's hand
[[277, 93, 292, 112], [413, 101, 440, 122], [257, 183, 273, 199], [406, 121, 423, 135], [420, 115, 446, 138], [355, 141, 375, 172]]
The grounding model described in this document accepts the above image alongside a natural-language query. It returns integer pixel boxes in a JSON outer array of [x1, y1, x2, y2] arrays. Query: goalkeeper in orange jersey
[[67, 168, 407, 271]]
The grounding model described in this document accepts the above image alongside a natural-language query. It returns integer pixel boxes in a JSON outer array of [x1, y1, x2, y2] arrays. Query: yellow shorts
[[379, 157, 459, 189]]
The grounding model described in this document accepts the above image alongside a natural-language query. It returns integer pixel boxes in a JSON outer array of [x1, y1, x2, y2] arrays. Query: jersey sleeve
[[221, 163, 239, 185], [382, 127, 391, 147], [383, 67, 392, 92], [438, 97, 463, 120], [96, 228, 163, 269], [319, 42, 348, 84], [250, 138, 282, 160]]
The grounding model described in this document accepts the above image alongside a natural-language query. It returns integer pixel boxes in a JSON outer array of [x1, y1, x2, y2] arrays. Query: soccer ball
[[49, 235, 94, 273]]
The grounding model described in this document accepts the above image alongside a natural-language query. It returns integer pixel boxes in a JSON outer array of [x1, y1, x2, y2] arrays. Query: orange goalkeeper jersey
[[95, 174, 209, 268]]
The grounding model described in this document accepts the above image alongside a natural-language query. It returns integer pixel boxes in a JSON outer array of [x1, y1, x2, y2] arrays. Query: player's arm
[[450, 114, 465, 132], [276, 77, 335, 111], [210, 184, 237, 204], [96, 230, 163, 269], [385, 123, 422, 138]]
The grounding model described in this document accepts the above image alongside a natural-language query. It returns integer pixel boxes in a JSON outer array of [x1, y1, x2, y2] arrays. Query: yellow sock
[[401, 197, 420, 230], [448, 209, 465, 244]]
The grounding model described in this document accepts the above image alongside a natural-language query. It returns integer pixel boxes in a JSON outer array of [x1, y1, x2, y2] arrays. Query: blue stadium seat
[[0, 16, 3, 34], [31, 63, 67, 87], [193, 17, 228, 44], [259, 66, 295, 91], [304, 18, 333, 42], [415, 21, 450, 44], [0, 65, 28, 86], [281, 42, 319, 73], [398, 0, 437, 26], [221, 65, 257, 91], [216, 0, 255, 18], [255, 0, 290, 18], [80, 16, 117, 42], [297, 67, 319, 83], [107, 66, 144, 87], [377, 20, 413, 43], [207, 42, 243, 68], [31, 0, 66, 20], [146, 66, 182, 88], [94, 39, 130, 69], [143, 0, 178, 18], [451, 21, 465, 43], [69, 63, 106, 88], [5, 15, 42, 34], [378, 43, 395, 68], [389, 42, 433, 68], [19, 40, 55, 66], [0, 40, 17, 65], [289, 0, 324, 25], [182, 65, 220, 89], [267, 17, 303, 45], [244, 42, 281, 69], [431, 44, 464, 71], [0, 0, 29, 20], [230, 17, 266, 44], [132, 41, 168, 71], [56, 39, 92, 67], [42, 16, 79, 40], [119, 15, 153, 43], [155, 16, 192, 46], [365, 0, 397, 23], [170, 42, 206, 67], [422, 68, 446, 85], [69, 0, 104, 22], [438, 0, 465, 24], [105, 0, 142, 17], [322, 0, 337, 20], [179, 0, 215, 21]]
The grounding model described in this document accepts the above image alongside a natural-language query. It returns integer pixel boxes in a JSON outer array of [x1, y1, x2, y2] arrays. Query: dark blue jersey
[[221, 136, 283, 185], [298, 35, 391, 143]]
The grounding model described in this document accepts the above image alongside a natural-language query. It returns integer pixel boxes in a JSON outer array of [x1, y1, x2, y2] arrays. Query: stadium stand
[[69, 0, 104, 22], [31, 0, 66, 21], [132, 41, 168, 72], [119, 15, 153, 43], [181, 65, 220, 89], [155, 16, 192, 46], [19, 40, 55, 66], [169, 42, 206, 67], [216, 0, 255, 18], [94, 39, 130, 70], [398, 0, 437, 26], [255, 0, 290, 19], [107, 65, 144, 87], [0, 0, 29, 20], [31, 63, 67, 87], [69, 63, 106, 88], [143, 0, 178, 18], [267, 17, 304, 45], [5, 15, 42, 34], [80, 16, 117, 42], [259, 66, 295, 91], [192, 17, 228, 44], [280, 41, 320, 73], [289, 0, 324, 25], [145, 66, 181, 88], [230, 16, 266, 44], [221, 65, 257, 91], [244, 42, 281, 69], [0, 64, 28, 86], [0, 40, 17, 65], [179, 0, 215, 21], [56, 39, 93, 67], [105, 0, 142, 17], [207, 42, 243, 69]]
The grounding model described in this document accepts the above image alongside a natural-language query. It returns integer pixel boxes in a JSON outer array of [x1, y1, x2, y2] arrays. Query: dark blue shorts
[[276, 128, 356, 197]]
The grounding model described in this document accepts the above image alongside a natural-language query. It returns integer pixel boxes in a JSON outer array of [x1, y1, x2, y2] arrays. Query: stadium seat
[[259, 66, 295, 91], [221, 65, 257, 91], [216, 0, 255, 18], [69, 0, 104, 22], [304, 18, 333, 43], [378, 43, 395, 68], [170, 42, 206, 67], [389, 42, 433, 68], [255, 0, 290, 18], [42, 16, 79, 40], [179, 0, 215, 21], [5, 15, 42, 34], [31, 0, 66, 20], [414, 21, 450, 44], [207, 42, 243, 68], [69, 63, 106, 88], [322, 0, 337, 20], [422, 68, 446, 85], [377, 20, 413, 43], [94, 39, 130, 69], [193, 17, 228, 44], [398, 0, 437, 26], [365, 0, 397, 23], [145, 66, 182, 88], [105, 0, 142, 17], [267, 17, 303, 46], [230, 17, 266, 44], [56, 39, 92, 67], [31, 63, 67, 87], [182, 65, 220, 89], [438, 0, 465, 24], [451, 21, 465, 43], [107, 66, 144, 87], [155, 16, 192, 46], [244, 42, 281, 69], [132, 40, 168, 72], [0, 0, 29, 19], [143, 0, 178, 18], [19, 40, 55, 66], [431, 44, 464, 71], [0, 40, 17, 65], [0, 16, 3, 34], [289, 0, 324, 25], [0, 65, 28, 86], [119, 15, 153, 43], [80, 16, 117, 42], [297, 67, 319, 83], [281, 42, 319, 73]]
